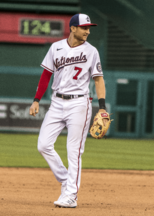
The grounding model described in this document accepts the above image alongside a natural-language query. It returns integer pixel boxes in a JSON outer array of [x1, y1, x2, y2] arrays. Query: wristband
[[98, 98, 106, 110], [33, 98, 40, 103]]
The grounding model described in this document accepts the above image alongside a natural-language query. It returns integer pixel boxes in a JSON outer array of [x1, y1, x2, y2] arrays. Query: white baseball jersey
[[41, 38, 103, 95]]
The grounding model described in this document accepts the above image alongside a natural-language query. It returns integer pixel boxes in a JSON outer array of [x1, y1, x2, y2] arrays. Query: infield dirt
[[0, 168, 154, 216]]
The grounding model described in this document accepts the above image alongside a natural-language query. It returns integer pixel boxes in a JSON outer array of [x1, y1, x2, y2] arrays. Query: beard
[[74, 33, 87, 41]]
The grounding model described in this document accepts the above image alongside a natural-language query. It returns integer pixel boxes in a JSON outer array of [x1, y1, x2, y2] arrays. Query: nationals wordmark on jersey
[[54, 52, 87, 70]]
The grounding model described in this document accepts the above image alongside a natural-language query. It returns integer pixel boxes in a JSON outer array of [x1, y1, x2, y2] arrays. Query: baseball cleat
[[54, 195, 77, 208]]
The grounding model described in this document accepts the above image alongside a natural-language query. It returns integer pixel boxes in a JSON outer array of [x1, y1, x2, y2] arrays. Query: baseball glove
[[90, 112, 112, 139]]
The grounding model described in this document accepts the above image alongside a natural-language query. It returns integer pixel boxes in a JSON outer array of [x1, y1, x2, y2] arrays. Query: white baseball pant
[[37, 92, 92, 197]]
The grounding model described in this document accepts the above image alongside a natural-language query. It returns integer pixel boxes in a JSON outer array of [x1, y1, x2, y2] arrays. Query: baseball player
[[29, 13, 108, 208]]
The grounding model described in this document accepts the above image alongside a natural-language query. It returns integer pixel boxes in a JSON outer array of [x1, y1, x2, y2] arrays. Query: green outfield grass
[[0, 133, 154, 170]]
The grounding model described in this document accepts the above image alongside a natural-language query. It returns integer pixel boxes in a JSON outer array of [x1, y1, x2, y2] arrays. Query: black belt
[[56, 93, 84, 99]]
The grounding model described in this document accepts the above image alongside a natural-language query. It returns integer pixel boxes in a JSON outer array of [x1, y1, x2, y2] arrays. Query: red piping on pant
[[76, 98, 89, 193]]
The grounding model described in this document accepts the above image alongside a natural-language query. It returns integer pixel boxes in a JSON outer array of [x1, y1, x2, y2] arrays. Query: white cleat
[[54, 195, 77, 208]]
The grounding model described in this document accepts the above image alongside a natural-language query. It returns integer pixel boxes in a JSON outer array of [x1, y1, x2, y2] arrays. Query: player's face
[[74, 26, 90, 41]]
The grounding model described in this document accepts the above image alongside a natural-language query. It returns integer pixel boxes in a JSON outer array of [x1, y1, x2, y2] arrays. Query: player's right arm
[[29, 43, 55, 116], [29, 68, 53, 116], [29, 101, 39, 117]]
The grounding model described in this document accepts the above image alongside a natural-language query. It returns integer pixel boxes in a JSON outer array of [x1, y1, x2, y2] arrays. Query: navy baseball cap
[[69, 14, 97, 27]]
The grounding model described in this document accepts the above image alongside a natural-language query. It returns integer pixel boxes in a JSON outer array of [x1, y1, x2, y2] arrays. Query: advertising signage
[[0, 100, 50, 132], [0, 98, 110, 134]]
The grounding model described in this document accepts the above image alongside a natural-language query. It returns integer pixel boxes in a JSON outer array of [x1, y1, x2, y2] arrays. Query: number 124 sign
[[20, 19, 63, 37]]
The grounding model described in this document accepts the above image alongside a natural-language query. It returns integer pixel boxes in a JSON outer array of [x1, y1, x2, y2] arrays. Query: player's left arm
[[93, 76, 106, 111], [93, 76, 109, 125]]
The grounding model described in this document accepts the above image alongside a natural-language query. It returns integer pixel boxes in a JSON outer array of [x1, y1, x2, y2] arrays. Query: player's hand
[[99, 109, 109, 126], [29, 101, 39, 117]]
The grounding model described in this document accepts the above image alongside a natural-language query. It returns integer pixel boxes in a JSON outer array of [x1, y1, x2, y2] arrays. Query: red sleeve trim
[[34, 69, 52, 101], [41, 64, 54, 73]]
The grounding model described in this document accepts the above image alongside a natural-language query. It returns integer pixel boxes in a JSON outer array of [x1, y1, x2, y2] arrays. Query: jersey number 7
[[73, 67, 82, 80]]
